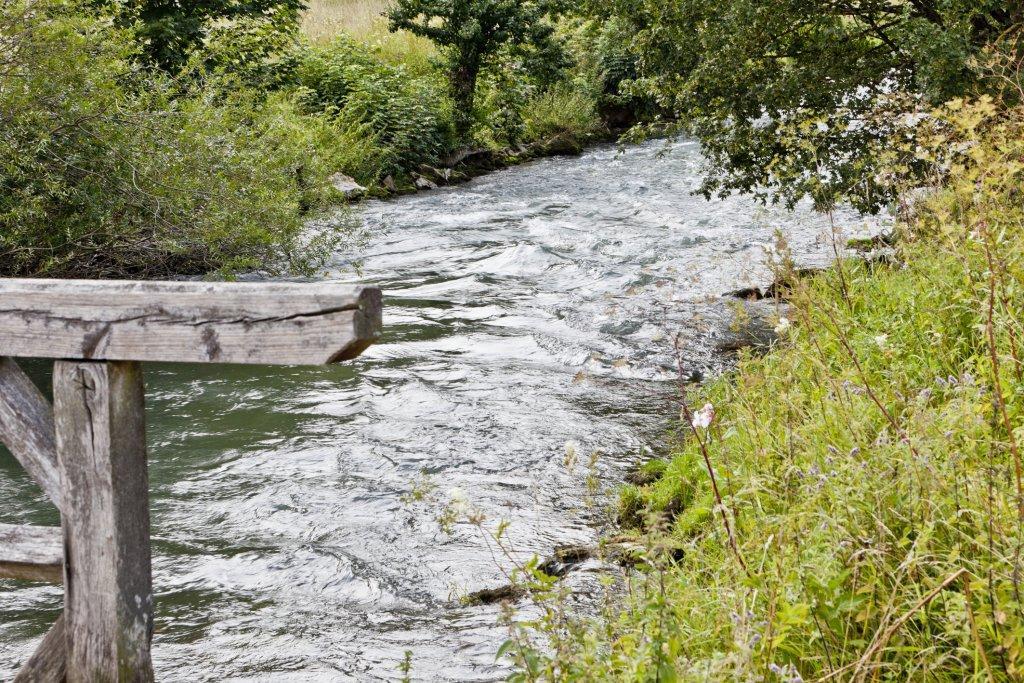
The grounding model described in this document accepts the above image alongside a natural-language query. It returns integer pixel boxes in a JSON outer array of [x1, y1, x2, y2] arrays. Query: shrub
[[523, 84, 604, 143], [0, 2, 352, 278], [294, 36, 454, 175]]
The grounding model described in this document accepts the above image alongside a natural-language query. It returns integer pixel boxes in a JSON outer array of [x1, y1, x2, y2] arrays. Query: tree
[[584, 0, 1020, 212], [387, 0, 565, 139], [101, 0, 305, 72]]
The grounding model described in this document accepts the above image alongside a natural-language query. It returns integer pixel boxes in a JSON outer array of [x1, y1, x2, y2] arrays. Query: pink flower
[[690, 403, 715, 430]]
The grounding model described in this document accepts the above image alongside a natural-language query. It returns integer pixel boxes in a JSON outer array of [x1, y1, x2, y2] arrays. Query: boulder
[[414, 175, 438, 191], [328, 173, 366, 199]]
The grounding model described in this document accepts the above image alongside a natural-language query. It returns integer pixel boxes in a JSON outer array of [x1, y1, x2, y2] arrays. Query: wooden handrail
[[0, 523, 63, 583], [0, 278, 382, 365], [0, 278, 383, 681]]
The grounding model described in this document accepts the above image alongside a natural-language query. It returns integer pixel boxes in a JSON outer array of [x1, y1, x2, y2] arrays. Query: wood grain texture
[[0, 357, 65, 514], [55, 361, 153, 682], [0, 523, 63, 583], [14, 614, 67, 683], [0, 279, 382, 365]]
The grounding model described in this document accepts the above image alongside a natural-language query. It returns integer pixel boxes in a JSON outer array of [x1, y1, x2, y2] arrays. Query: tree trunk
[[450, 59, 480, 141]]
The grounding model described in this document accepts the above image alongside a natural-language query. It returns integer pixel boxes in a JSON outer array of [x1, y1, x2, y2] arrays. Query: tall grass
[[302, 0, 389, 42], [301, 0, 436, 71]]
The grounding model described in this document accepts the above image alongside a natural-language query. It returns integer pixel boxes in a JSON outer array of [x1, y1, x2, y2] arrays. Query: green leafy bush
[[0, 1, 353, 278], [294, 36, 455, 175], [99, 0, 305, 73], [523, 83, 604, 144]]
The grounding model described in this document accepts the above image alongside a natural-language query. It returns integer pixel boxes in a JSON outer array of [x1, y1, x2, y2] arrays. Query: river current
[[0, 140, 875, 680]]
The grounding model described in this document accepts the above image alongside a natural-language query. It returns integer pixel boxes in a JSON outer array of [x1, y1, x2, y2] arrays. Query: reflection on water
[[0, 140, 876, 681]]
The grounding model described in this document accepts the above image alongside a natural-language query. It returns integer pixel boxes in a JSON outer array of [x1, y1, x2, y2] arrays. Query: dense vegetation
[[386, 0, 567, 137], [498, 60, 1024, 683], [0, 0, 613, 278]]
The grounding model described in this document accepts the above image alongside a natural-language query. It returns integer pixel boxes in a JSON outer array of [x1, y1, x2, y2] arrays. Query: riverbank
[[0, 1, 631, 280], [505, 101, 1024, 679]]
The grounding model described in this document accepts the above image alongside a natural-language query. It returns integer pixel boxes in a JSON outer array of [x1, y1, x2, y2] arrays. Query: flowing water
[[0, 140, 877, 681]]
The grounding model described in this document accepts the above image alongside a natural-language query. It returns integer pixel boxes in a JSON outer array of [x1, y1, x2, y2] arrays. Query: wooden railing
[[0, 278, 382, 681]]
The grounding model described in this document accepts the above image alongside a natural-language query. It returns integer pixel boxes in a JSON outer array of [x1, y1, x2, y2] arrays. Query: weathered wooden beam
[[14, 614, 67, 683], [0, 279, 382, 365], [55, 361, 153, 682], [0, 523, 62, 583], [0, 358, 65, 514]]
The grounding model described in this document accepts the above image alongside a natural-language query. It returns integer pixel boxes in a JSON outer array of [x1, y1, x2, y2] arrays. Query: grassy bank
[[505, 101, 1024, 679]]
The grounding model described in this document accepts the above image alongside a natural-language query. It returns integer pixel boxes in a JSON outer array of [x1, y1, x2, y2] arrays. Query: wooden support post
[[54, 361, 153, 682], [14, 615, 67, 683], [0, 357, 65, 514]]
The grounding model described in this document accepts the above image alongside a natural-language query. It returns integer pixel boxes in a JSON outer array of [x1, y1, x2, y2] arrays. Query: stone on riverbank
[[329, 173, 367, 199]]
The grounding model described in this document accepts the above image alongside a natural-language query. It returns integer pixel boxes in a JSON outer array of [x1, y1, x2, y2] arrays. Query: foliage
[[198, 8, 303, 89], [582, 0, 1020, 212], [564, 14, 658, 126], [386, 0, 568, 138], [99, 0, 306, 72], [522, 83, 603, 143], [505, 100, 1024, 679], [0, 1, 353, 279], [293, 36, 454, 175]]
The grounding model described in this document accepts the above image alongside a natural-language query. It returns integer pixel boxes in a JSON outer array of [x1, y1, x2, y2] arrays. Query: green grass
[[504, 101, 1024, 680]]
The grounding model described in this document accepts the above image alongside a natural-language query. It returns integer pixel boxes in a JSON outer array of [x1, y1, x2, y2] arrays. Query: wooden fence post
[[53, 361, 153, 682]]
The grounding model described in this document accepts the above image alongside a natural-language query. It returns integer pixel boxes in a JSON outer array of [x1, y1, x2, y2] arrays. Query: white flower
[[448, 488, 470, 515], [774, 317, 791, 335], [690, 403, 715, 430], [874, 334, 888, 349]]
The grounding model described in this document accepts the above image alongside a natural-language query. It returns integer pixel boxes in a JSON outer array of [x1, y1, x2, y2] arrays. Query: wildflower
[[689, 403, 715, 430], [774, 317, 791, 335], [448, 488, 470, 516]]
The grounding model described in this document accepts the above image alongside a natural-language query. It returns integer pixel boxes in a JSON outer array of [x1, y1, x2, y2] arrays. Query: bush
[[523, 83, 604, 143], [294, 36, 455, 175], [0, 1, 354, 279]]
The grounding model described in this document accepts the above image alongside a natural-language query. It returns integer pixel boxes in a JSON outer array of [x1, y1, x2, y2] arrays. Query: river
[[0, 140, 875, 681]]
